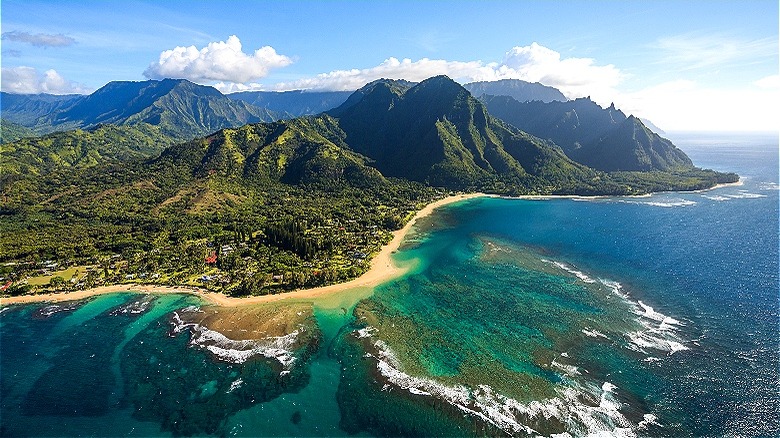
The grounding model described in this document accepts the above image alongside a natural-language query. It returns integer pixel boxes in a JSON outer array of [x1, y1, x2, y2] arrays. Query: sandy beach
[[0, 193, 485, 307]]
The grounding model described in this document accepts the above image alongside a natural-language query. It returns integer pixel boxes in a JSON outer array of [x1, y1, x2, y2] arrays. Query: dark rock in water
[[291, 410, 302, 424], [32, 302, 82, 319], [122, 310, 319, 437], [108, 295, 154, 317]]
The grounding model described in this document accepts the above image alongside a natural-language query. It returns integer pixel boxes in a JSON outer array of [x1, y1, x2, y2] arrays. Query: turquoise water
[[1, 132, 777, 436]]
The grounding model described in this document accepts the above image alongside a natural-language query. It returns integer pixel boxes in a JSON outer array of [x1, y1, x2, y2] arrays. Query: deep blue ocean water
[[1, 131, 777, 437]]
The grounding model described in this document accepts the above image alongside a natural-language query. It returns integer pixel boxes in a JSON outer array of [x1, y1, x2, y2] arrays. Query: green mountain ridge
[[329, 76, 599, 192], [1, 79, 279, 142], [52, 79, 278, 140], [226, 90, 353, 118], [0, 93, 83, 135], [0, 75, 738, 298], [0, 119, 37, 144], [157, 115, 385, 188], [0, 123, 177, 175], [480, 95, 693, 171]]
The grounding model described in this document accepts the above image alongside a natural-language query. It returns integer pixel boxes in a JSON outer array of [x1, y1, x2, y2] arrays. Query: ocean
[[1, 131, 777, 437]]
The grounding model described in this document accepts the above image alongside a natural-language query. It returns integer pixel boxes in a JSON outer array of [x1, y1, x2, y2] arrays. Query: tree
[[49, 276, 66, 288]]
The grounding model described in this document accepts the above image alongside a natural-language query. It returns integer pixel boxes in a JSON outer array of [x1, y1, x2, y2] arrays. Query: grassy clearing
[[26, 266, 89, 286]]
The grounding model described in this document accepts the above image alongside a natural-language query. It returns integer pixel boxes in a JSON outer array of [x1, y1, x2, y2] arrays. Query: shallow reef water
[[1, 133, 777, 436]]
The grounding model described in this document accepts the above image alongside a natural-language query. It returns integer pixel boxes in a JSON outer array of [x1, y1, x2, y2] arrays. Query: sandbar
[[0, 193, 484, 307]]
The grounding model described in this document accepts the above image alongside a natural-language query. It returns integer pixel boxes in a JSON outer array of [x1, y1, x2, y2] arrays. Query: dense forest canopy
[[0, 76, 737, 297]]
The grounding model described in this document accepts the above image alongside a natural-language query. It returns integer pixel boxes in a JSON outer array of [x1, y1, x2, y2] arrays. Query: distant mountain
[[464, 79, 567, 103], [1, 75, 735, 196], [227, 90, 353, 118], [50, 79, 277, 140], [0, 123, 176, 175], [329, 76, 596, 190], [148, 76, 596, 193], [480, 95, 693, 172], [0, 93, 83, 133], [639, 118, 666, 135]]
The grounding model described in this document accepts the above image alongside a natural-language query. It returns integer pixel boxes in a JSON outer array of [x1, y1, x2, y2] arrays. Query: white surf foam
[[724, 191, 767, 199], [600, 279, 630, 299], [702, 195, 730, 201], [170, 311, 302, 370], [638, 413, 660, 430], [542, 259, 690, 356], [545, 260, 597, 283], [552, 359, 582, 376], [361, 330, 639, 437], [624, 300, 688, 355], [355, 326, 377, 338], [227, 378, 243, 393], [619, 198, 697, 208], [582, 328, 609, 339]]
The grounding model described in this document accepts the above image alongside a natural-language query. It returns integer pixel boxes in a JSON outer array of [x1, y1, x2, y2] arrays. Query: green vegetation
[[480, 95, 694, 171], [0, 119, 37, 144], [0, 75, 737, 298], [0, 152, 442, 296], [0, 123, 176, 175], [1, 79, 278, 142]]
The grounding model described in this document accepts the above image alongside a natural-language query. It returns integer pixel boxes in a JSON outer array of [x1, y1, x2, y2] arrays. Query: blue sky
[[1, 0, 778, 131]]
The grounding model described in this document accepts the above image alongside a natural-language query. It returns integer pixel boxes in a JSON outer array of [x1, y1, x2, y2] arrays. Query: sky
[[1, 0, 778, 132]]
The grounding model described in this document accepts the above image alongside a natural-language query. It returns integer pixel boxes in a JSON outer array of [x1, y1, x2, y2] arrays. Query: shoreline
[[497, 177, 743, 201], [0, 193, 484, 307], [0, 177, 742, 307]]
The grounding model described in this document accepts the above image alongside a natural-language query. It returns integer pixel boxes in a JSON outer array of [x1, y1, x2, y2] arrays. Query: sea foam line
[[618, 198, 697, 208], [361, 332, 637, 437], [170, 311, 301, 369], [544, 260, 689, 356]]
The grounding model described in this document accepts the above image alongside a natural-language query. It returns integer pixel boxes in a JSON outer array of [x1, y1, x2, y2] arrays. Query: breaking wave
[[618, 198, 697, 208], [545, 260, 690, 356], [359, 332, 637, 437], [169, 310, 302, 371]]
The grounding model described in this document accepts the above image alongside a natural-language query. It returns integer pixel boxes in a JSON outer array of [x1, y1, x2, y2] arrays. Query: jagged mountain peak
[[44, 78, 276, 140], [325, 74, 592, 189], [480, 94, 692, 172]]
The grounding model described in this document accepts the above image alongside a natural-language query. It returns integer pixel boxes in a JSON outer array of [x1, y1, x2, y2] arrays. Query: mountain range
[[226, 90, 353, 118], [153, 77, 596, 194], [0, 75, 738, 282], [1, 76, 736, 196], [478, 95, 692, 171], [1, 78, 574, 143], [463, 79, 566, 103], [2, 79, 277, 140], [327, 77, 596, 190]]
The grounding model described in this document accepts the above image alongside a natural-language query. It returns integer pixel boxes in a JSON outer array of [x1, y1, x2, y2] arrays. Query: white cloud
[[754, 74, 780, 89], [1, 31, 76, 47], [653, 33, 778, 70], [266, 57, 497, 92], [615, 80, 780, 132], [1, 66, 91, 94], [265, 42, 624, 103], [498, 43, 624, 101], [143, 35, 292, 84]]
